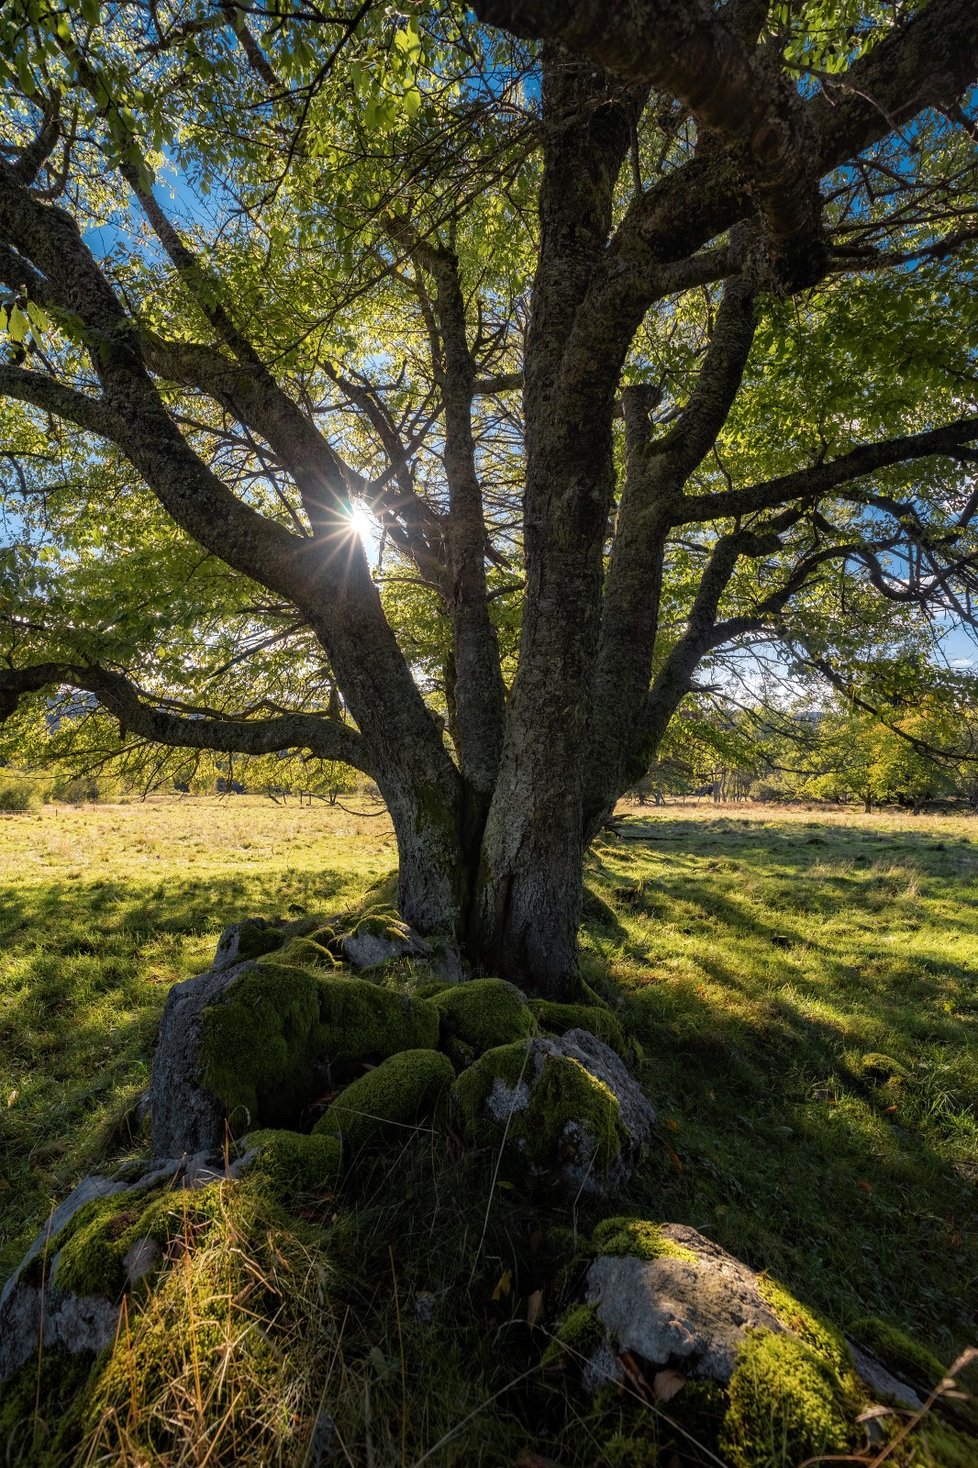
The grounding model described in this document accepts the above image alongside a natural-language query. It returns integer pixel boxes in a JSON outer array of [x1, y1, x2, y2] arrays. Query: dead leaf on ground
[[513, 1450, 564, 1468], [491, 1268, 513, 1302]]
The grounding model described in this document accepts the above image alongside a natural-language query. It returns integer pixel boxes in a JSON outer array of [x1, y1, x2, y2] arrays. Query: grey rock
[[123, 1236, 162, 1286], [579, 1225, 903, 1409], [307, 1408, 338, 1466], [467, 1030, 656, 1197], [414, 1291, 436, 1325], [340, 928, 429, 971], [584, 1226, 786, 1386], [0, 1173, 126, 1317], [847, 1339, 924, 1410], [147, 959, 255, 1158], [0, 1279, 119, 1383], [559, 1028, 657, 1146]]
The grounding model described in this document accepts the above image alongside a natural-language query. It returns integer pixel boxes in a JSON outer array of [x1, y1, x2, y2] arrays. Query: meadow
[[0, 796, 975, 1462]]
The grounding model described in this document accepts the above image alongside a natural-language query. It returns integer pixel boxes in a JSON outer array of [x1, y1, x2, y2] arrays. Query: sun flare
[[347, 503, 374, 541]]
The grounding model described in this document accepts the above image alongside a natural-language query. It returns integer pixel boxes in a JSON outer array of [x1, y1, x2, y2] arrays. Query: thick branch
[[676, 417, 978, 525], [412, 239, 507, 795], [0, 663, 374, 773], [476, 0, 826, 283]]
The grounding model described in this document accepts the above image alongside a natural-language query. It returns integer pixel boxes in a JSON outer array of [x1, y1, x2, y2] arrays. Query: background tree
[[1, 0, 977, 996]]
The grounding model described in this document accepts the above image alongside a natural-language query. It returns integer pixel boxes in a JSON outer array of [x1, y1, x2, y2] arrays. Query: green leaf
[[7, 306, 29, 344]]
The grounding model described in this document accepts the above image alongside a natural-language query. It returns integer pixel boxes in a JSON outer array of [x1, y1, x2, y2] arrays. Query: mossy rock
[[590, 1216, 696, 1263], [243, 1128, 342, 1195], [53, 1182, 226, 1300], [757, 1276, 852, 1377], [260, 936, 338, 969], [850, 1315, 945, 1388], [542, 1303, 604, 1370], [200, 964, 439, 1134], [312, 1049, 454, 1150], [452, 1039, 630, 1193], [217, 919, 286, 965], [721, 1330, 854, 1468], [434, 978, 535, 1064], [531, 1001, 627, 1055]]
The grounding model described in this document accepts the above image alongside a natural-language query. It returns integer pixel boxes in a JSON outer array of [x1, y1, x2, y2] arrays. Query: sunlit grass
[[584, 801, 978, 1359], [0, 795, 394, 1273]]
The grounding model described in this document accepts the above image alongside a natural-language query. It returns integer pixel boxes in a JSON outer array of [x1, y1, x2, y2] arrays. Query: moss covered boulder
[[200, 966, 440, 1134], [549, 1218, 867, 1466], [452, 1028, 655, 1196], [434, 978, 535, 1065], [212, 917, 287, 968], [0, 1151, 250, 1385], [313, 1050, 455, 1150], [722, 1329, 855, 1468]]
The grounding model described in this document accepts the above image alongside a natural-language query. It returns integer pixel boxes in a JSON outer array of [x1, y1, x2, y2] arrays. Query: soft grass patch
[[0, 796, 392, 1275]]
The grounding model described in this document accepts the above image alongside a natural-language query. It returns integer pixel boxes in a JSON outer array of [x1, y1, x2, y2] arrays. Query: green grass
[[1, 797, 976, 1465], [585, 804, 978, 1361], [0, 796, 395, 1275]]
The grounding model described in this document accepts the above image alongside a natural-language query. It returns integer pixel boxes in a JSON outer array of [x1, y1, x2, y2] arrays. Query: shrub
[[0, 774, 42, 811]]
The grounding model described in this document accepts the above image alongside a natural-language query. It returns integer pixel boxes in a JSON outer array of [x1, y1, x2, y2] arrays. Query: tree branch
[[0, 662, 375, 774], [676, 417, 978, 525]]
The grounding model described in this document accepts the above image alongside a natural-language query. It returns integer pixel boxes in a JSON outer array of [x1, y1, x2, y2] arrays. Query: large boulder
[[312, 1049, 455, 1150], [549, 1220, 865, 1468], [147, 958, 251, 1158], [452, 1028, 655, 1196], [147, 943, 441, 1156], [578, 1221, 796, 1388], [434, 977, 536, 1065]]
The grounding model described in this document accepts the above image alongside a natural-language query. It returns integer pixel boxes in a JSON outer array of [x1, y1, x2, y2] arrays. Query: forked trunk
[[385, 764, 586, 1001]]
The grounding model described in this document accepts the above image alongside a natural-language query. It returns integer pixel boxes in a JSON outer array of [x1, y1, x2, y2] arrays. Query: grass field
[[0, 796, 975, 1458]]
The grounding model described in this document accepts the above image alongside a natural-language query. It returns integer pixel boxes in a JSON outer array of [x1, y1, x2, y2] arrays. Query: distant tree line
[[632, 696, 978, 815]]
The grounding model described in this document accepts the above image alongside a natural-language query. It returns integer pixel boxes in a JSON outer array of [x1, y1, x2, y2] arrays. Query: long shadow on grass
[[618, 956, 976, 1347]]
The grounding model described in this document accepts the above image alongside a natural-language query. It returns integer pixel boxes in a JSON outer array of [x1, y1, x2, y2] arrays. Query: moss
[[850, 1315, 945, 1388], [53, 1183, 226, 1300], [243, 1128, 342, 1195], [590, 1216, 696, 1263], [0, 1347, 95, 1466], [453, 1041, 628, 1187], [757, 1276, 852, 1377], [313, 1049, 454, 1150], [199, 964, 439, 1133], [348, 908, 411, 942], [434, 978, 535, 1062], [541, 1303, 604, 1369], [910, 1422, 978, 1468], [722, 1330, 854, 1468], [530, 1001, 627, 1055], [260, 936, 338, 969], [859, 1052, 909, 1082], [232, 922, 286, 961]]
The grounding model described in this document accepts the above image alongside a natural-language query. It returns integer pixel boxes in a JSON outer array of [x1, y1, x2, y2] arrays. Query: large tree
[[0, 0, 977, 997]]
